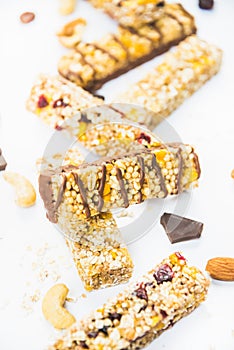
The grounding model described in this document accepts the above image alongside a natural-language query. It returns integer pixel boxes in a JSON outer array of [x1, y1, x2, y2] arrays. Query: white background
[[0, 0, 234, 349]]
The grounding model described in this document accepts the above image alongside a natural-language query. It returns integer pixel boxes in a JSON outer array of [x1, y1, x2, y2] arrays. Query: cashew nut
[[42, 284, 76, 329], [57, 18, 87, 48], [3, 171, 36, 207], [58, 0, 77, 16]]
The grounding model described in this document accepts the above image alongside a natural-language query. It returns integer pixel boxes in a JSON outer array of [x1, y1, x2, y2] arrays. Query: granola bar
[[65, 213, 133, 291], [26, 74, 159, 136], [27, 35, 222, 134], [87, 0, 194, 31], [39, 144, 200, 236], [116, 35, 222, 121], [58, 3, 196, 90], [48, 252, 209, 350], [39, 150, 134, 291]]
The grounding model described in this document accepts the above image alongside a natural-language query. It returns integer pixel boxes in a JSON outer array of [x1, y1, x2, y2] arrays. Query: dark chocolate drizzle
[[176, 148, 184, 194], [73, 172, 91, 218], [116, 167, 129, 208], [137, 156, 145, 204], [80, 111, 92, 124], [164, 12, 184, 36], [152, 154, 168, 197], [112, 35, 130, 61], [97, 165, 107, 211], [92, 43, 119, 62]]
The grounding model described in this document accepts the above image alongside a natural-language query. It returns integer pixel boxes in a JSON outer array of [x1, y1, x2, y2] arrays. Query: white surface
[[0, 1, 234, 349]]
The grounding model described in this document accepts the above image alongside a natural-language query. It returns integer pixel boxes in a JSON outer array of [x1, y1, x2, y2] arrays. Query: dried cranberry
[[37, 95, 49, 108], [199, 0, 214, 9], [136, 132, 151, 144], [79, 341, 89, 349], [160, 309, 168, 318], [108, 312, 122, 322], [153, 264, 174, 284], [87, 331, 98, 338], [54, 124, 63, 131], [133, 283, 148, 301], [175, 252, 186, 261], [52, 98, 69, 108]]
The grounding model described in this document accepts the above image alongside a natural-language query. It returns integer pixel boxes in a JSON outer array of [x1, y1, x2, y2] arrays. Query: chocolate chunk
[[199, 0, 214, 10], [0, 148, 7, 171], [160, 213, 203, 243]]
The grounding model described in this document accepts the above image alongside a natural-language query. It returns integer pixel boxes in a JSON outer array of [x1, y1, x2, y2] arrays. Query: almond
[[206, 257, 234, 281]]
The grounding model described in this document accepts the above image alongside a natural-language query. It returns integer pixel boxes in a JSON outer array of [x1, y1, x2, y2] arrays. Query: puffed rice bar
[[116, 35, 222, 121], [48, 252, 209, 350], [39, 145, 200, 234], [58, 3, 196, 90], [39, 151, 134, 291], [65, 213, 134, 291]]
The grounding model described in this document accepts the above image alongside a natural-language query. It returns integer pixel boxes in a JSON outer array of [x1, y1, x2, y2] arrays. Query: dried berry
[[108, 312, 122, 322], [160, 309, 168, 318], [79, 341, 89, 349], [199, 0, 214, 10], [55, 124, 63, 131], [87, 331, 98, 338], [153, 264, 174, 284], [53, 98, 69, 108], [133, 283, 148, 301], [98, 326, 109, 336], [20, 12, 35, 24], [37, 95, 49, 108], [136, 132, 151, 144], [175, 252, 186, 261]]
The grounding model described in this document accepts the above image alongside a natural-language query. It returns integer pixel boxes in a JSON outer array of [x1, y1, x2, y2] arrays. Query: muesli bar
[[58, 3, 196, 90], [48, 252, 209, 350], [39, 145, 200, 235], [39, 151, 134, 291], [117, 35, 222, 122], [87, 0, 168, 28], [65, 213, 134, 291], [27, 35, 222, 133]]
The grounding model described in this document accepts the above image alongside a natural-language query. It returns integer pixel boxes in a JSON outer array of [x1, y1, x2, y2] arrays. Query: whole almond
[[20, 12, 35, 24], [206, 257, 234, 281]]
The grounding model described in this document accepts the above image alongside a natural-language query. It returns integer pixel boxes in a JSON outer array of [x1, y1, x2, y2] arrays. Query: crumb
[[231, 169, 234, 179], [116, 210, 134, 218]]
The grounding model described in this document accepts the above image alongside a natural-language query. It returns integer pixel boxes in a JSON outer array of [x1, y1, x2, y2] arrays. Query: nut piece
[[57, 18, 86, 48], [206, 257, 234, 281], [42, 284, 76, 329], [3, 171, 36, 207], [59, 0, 77, 15], [20, 12, 35, 23]]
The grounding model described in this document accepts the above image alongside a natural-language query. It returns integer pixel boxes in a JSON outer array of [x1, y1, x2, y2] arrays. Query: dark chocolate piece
[[0, 148, 7, 171], [199, 0, 214, 10], [160, 213, 203, 243]]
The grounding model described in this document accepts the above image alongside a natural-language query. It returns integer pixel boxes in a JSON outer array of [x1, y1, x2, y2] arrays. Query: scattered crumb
[[81, 293, 87, 298], [231, 169, 234, 179], [66, 296, 78, 303], [19, 242, 72, 313], [116, 210, 134, 218], [21, 289, 41, 314]]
